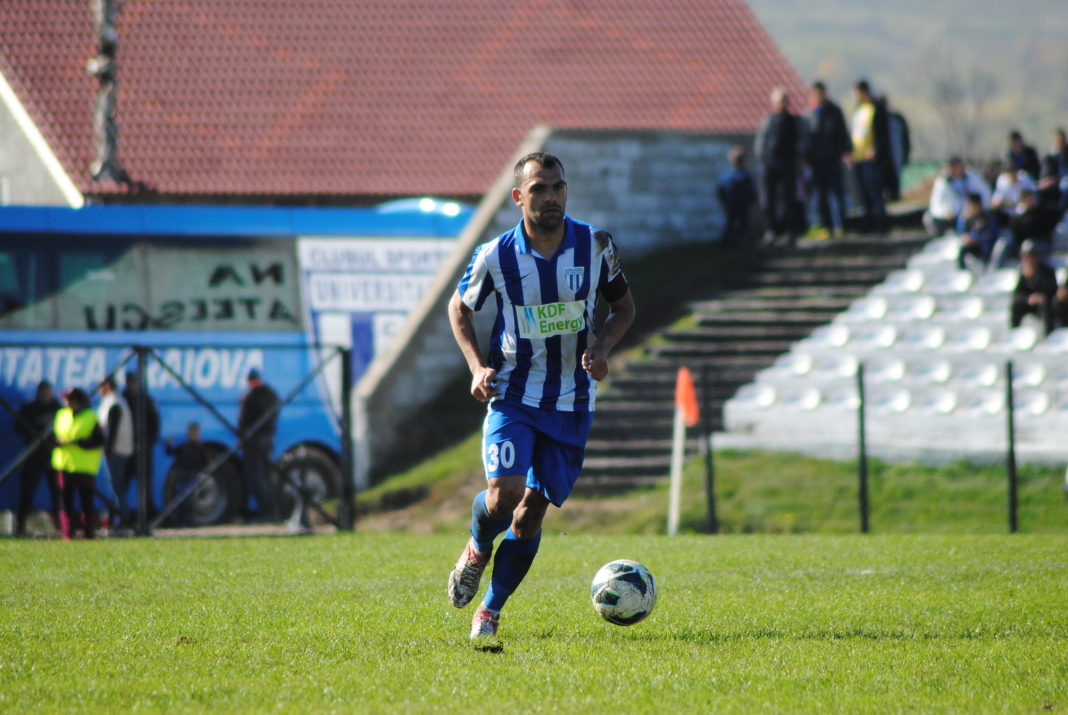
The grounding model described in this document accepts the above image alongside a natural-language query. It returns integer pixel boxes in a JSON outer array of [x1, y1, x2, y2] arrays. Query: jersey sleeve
[[456, 244, 495, 311]]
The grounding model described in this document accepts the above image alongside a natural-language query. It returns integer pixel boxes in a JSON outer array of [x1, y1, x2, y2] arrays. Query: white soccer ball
[[590, 559, 657, 626]]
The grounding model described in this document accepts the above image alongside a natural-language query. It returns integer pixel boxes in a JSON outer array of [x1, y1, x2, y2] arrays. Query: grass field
[[2, 533, 1066, 712]]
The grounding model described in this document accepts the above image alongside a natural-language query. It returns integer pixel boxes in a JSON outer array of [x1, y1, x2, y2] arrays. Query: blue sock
[[483, 528, 541, 613], [470, 490, 512, 555]]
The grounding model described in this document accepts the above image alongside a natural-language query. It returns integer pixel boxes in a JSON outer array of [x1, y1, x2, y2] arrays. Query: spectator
[[1039, 127, 1068, 214], [1056, 268, 1068, 331], [122, 370, 160, 521], [883, 96, 911, 201], [97, 376, 133, 533], [990, 165, 1036, 225], [754, 87, 807, 247], [164, 422, 210, 527], [52, 388, 104, 540], [14, 381, 61, 536], [805, 80, 852, 238], [956, 192, 999, 271], [1011, 240, 1058, 336], [1006, 130, 1042, 182], [990, 188, 1061, 268], [716, 145, 757, 246], [850, 80, 888, 233], [924, 157, 991, 237], [238, 367, 279, 522]]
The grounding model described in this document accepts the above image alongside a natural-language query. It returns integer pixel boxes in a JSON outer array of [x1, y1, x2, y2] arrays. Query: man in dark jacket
[[754, 87, 807, 246], [1011, 241, 1058, 336], [806, 80, 852, 238], [14, 381, 61, 536], [122, 371, 160, 520], [1007, 130, 1042, 182], [238, 368, 279, 521], [1039, 128, 1068, 214]]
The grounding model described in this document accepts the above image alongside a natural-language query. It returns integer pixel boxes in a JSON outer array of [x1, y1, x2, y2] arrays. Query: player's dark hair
[[811, 80, 826, 93], [514, 152, 564, 188], [728, 145, 747, 168]]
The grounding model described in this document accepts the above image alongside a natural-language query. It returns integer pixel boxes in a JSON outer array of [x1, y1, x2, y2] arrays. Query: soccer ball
[[590, 559, 657, 626]]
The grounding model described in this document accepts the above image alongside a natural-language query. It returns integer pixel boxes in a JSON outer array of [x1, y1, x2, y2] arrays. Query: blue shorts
[[481, 401, 594, 507]]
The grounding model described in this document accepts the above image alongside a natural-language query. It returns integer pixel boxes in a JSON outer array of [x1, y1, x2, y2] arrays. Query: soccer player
[[446, 151, 636, 640]]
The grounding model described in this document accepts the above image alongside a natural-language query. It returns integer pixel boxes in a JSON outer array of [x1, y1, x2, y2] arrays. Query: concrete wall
[[354, 126, 750, 486], [0, 107, 71, 206]]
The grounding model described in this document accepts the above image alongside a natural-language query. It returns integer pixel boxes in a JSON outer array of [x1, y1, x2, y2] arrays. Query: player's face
[[513, 162, 567, 233]]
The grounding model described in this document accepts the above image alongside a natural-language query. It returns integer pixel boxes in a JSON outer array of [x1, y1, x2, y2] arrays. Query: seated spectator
[[1011, 240, 1058, 336], [1039, 127, 1068, 215], [164, 422, 210, 527], [956, 193, 999, 271], [990, 188, 1060, 268], [990, 165, 1036, 225], [716, 145, 757, 246], [1006, 130, 1041, 181], [924, 157, 991, 237]]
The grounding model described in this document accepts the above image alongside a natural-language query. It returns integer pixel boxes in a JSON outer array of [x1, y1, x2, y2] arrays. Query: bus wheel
[[275, 445, 341, 520], [162, 448, 244, 526]]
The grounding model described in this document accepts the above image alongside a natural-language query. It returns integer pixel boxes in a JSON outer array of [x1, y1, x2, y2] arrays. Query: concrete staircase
[[578, 231, 929, 491]]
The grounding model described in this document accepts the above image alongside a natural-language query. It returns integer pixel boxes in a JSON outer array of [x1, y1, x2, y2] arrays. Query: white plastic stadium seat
[[884, 295, 936, 321], [1011, 361, 1047, 389], [907, 359, 953, 384], [956, 389, 1005, 416], [809, 354, 859, 380], [1034, 328, 1068, 354], [864, 357, 907, 383], [821, 387, 859, 411], [1013, 389, 1051, 417], [897, 325, 945, 351], [837, 296, 889, 323], [872, 269, 925, 295], [941, 326, 992, 352], [989, 325, 1040, 353], [974, 269, 1018, 295], [757, 352, 814, 381], [910, 387, 958, 414], [936, 295, 985, 322], [866, 386, 911, 414], [806, 324, 851, 348], [847, 324, 897, 350], [953, 362, 1000, 388], [923, 269, 973, 294], [777, 387, 822, 411]]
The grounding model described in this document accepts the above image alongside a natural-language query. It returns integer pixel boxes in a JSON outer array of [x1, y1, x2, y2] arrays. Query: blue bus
[[0, 200, 472, 527]]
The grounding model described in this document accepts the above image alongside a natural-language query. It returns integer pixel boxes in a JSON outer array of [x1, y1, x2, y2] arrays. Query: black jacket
[[806, 100, 852, 166], [239, 383, 280, 440]]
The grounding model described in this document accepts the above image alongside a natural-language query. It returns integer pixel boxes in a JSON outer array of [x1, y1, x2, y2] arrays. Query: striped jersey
[[457, 217, 626, 412]]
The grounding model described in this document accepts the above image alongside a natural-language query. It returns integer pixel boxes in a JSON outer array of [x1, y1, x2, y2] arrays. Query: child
[[717, 145, 757, 246], [164, 422, 210, 527]]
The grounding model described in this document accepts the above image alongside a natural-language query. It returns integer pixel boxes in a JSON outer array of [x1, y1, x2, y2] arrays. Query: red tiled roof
[[0, 1, 803, 200]]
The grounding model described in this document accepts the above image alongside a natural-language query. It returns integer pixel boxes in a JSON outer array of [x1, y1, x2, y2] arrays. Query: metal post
[[856, 363, 870, 534], [338, 347, 356, 531], [1006, 360, 1018, 533], [701, 366, 718, 534], [134, 346, 150, 536]]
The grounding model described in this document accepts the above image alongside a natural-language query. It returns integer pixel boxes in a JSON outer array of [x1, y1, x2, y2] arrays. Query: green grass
[[2, 533, 1066, 712]]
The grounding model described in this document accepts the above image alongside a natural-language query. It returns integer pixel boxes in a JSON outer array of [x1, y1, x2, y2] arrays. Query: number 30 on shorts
[[486, 439, 516, 472]]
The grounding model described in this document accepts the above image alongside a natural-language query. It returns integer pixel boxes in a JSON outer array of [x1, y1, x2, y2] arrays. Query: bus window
[[57, 246, 145, 331], [0, 248, 48, 328]]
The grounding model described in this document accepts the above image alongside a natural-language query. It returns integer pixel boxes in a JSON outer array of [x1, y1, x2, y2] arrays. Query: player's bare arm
[[448, 291, 497, 401], [582, 289, 635, 381]]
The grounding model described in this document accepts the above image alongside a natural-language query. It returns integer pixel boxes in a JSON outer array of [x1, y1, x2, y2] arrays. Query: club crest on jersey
[[564, 267, 585, 293]]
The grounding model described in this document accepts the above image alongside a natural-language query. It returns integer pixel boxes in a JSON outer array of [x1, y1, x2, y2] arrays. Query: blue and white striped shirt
[[457, 217, 625, 412]]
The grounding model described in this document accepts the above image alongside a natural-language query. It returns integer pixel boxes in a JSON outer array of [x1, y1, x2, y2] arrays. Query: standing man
[[52, 388, 104, 540], [14, 381, 61, 536], [446, 152, 635, 640], [97, 376, 133, 533], [851, 80, 888, 234], [806, 80, 852, 238], [754, 88, 807, 246], [123, 370, 160, 523], [238, 368, 279, 522]]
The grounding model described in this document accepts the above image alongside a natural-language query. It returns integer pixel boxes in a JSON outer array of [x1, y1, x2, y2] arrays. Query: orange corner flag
[[674, 366, 700, 428]]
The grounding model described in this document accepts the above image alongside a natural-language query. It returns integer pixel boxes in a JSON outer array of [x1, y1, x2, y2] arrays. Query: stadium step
[[580, 229, 928, 488]]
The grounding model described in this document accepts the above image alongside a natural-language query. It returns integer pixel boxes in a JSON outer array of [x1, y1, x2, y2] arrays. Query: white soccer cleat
[[448, 540, 490, 608], [469, 605, 499, 640]]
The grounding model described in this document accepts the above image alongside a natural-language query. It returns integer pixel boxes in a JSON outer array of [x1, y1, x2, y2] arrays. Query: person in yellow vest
[[52, 388, 105, 540]]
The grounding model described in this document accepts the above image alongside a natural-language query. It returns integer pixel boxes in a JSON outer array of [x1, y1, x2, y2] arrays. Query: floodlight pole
[[856, 363, 870, 534]]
